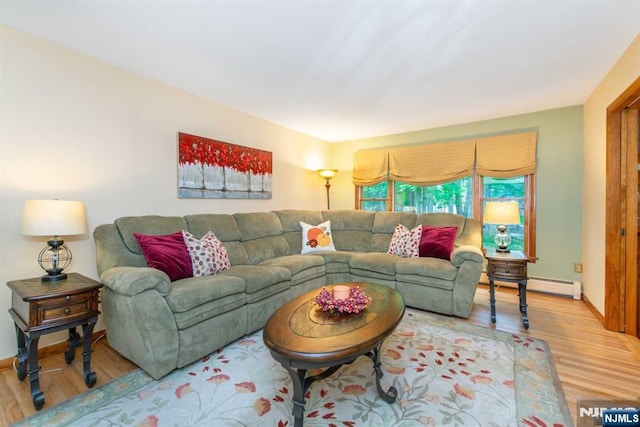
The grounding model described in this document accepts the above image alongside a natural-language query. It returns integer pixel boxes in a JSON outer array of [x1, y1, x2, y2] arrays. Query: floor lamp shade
[[21, 200, 87, 282], [483, 200, 521, 253]]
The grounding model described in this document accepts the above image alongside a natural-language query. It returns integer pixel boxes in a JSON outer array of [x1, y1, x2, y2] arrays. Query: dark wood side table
[[6, 272, 102, 410], [485, 249, 531, 330]]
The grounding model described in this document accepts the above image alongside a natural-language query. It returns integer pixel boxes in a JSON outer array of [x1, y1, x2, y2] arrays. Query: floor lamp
[[317, 169, 338, 210]]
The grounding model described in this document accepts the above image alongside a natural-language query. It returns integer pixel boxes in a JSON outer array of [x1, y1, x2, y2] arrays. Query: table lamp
[[483, 200, 521, 253], [21, 200, 87, 282]]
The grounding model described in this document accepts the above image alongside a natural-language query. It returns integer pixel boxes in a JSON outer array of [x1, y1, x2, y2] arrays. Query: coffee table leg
[[282, 366, 307, 427], [280, 363, 345, 426], [365, 342, 398, 403]]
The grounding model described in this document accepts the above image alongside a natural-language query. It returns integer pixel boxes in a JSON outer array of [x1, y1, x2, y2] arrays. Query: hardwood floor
[[1, 285, 639, 426]]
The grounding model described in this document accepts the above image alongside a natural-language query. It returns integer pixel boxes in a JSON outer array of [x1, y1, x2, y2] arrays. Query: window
[[393, 177, 473, 216], [481, 176, 525, 252], [356, 173, 536, 257], [357, 181, 390, 211]]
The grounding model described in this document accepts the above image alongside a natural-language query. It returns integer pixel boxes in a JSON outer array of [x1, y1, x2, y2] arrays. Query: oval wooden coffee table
[[263, 282, 405, 427]]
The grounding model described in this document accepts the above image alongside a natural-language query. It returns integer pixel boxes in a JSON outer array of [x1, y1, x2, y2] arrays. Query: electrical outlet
[[574, 263, 583, 273]]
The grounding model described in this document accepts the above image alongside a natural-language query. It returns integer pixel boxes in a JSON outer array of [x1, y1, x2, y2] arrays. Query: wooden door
[[605, 75, 640, 336]]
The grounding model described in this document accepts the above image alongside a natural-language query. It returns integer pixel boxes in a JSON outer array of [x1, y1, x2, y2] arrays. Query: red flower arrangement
[[315, 286, 371, 315]]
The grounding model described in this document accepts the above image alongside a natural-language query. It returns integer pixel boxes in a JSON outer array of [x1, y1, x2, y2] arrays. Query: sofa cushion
[[395, 256, 458, 281], [323, 210, 375, 252], [182, 230, 230, 276], [165, 274, 246, 313], [372, 211, 417, 233], [371, 212, 418, 252], [184, 214, 250, 266], [312, 251, 359, 273], [184, 214, 242, 241], [242, 236, 290, 265], [235, 212, 290, 264], [222, 265, 291, 303], [349, 252, 398, 277], [234, 212, 283, 241], [322, 209, 376, 230], [275, 210, 324, 232], [173, 293, 247, 330], [116, 216, 188, 254], [134, 232, 193, 282], [419, 226, 458, 260], [260, 255, 325, 285], [300, 221, 336, 254]]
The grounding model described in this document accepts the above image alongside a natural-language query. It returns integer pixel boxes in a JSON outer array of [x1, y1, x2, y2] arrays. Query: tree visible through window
[[359, 181, 389, 211], [394, 177, 472, 216]]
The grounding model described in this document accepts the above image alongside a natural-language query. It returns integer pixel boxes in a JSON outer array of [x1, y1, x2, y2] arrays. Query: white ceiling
[[1, 0, 639, 142]]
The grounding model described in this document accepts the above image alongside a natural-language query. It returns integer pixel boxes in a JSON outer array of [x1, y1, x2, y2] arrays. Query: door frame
[[605, 75, 640, 335]]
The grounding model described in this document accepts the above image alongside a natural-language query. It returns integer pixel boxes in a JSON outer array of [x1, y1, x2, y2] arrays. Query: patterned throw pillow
[[387, 224, 422, 258], [182, 230, 231, 276], [300, 220, 336, 254]]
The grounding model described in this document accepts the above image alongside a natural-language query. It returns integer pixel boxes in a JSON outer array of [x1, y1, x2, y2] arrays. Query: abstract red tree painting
[[178, 132, 272, 199]]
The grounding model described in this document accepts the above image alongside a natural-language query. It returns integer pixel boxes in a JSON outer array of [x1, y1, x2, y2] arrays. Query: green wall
[[329, 105, 583, 282]]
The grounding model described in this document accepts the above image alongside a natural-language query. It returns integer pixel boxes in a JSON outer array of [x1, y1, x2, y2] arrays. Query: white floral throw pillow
[[182, 230, 230, 276], [300, 220, 336, 254], [388, 224, 422, 258]]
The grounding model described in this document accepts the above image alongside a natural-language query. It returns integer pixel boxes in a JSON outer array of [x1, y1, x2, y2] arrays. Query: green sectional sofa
[[93, 209, 483, 379]]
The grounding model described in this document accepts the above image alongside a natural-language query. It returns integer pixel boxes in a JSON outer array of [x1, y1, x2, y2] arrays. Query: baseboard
[[480, 273, 582, 300], [581, 293, 605, 325]]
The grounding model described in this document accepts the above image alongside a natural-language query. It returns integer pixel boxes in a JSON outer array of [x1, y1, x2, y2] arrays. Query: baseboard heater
[[479, 273, 582, 300]]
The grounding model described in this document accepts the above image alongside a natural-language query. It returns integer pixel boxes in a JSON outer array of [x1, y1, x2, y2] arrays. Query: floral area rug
[[15, 309, 572, 427]]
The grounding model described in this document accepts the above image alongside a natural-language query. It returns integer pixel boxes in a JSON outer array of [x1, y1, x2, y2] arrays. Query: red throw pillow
[[134, 231, 193, 281], [419, 226, 458, 260]]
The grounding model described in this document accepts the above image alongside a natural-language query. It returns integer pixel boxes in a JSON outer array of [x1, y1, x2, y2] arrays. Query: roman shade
[[352, 149, 388, 186], [476, 131, 537, 178], [352, 130, 537, 185], [388, 139, 476, 185]]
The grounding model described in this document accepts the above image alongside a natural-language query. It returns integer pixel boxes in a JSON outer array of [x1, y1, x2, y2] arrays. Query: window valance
[[352, 149, 389, 186], [352, 131, 537, 185], [388, 139, 476, 185], [475, 131, 537, 178]]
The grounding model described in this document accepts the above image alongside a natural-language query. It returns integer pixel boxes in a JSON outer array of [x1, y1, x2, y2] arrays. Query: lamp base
[[495, 247, 511, 253], [41, 272, 68, 282]]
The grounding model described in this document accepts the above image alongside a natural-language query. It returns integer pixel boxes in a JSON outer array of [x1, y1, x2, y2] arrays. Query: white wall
[[0, 26, 330, 360], [583, 33, 640, 314]]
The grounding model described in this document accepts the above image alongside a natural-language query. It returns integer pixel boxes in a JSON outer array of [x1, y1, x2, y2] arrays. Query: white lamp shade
[[483, 201, 521, 225], [21, 200, 87, 237]]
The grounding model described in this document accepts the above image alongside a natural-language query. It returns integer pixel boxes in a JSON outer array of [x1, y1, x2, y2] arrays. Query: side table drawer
[[40, 294, 90, 323], [12, 290, 100, 330], [487, 260, 527, 280]]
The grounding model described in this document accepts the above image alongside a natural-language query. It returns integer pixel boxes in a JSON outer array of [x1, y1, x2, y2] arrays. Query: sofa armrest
[[450, 245, 484, 266], [100, 266, 171, 296]]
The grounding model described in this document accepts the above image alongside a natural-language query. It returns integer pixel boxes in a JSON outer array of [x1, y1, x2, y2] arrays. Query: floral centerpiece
[[315, 286, 371, 315]]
